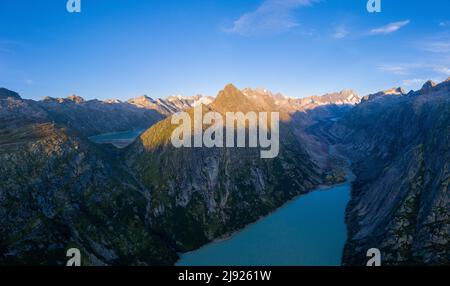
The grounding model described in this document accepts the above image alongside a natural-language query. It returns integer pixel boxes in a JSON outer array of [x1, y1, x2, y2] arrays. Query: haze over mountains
[[0, 79, 449, 265]]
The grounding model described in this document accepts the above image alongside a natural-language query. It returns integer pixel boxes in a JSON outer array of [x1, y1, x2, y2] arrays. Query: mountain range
[[0, 79, 448, 265]]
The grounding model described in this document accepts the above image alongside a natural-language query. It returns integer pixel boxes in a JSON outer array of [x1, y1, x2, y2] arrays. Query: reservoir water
[[89, 129, 145, 148], [177, 175, 353, 266]]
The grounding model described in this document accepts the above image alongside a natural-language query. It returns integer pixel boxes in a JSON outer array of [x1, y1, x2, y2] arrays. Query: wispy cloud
[[370, 20, 410, 35], [378, 64, 413, 75], [440, 21, 450, 27], [421, 40, 450, 53], [378, 62, 437, 75], [402, 78, 425, 87], [224, 0, 318, 36], [333, 25, 349, 39], [435, 67, 450, 75], [379, 61, 450, 82]]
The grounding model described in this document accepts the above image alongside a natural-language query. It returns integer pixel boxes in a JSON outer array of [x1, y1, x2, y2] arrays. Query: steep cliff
[[124, 84, 326, 252], [0, 90, 177, 265], [333, 80, 450, 265]]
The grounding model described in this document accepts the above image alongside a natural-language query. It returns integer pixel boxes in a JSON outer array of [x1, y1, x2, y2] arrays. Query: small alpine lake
[[88, 129, 145, 148]]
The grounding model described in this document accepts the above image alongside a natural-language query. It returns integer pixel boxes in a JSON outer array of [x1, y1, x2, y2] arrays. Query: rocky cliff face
[[0, 88, 22, 100], [361, 87, 407, 102], [0, 91, 177, 265], [124, 84, 330, 252], [331, 79, 450, 265]]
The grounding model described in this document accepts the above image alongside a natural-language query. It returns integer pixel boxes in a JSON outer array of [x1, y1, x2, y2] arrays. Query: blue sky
[[1, 0, 450, 100]]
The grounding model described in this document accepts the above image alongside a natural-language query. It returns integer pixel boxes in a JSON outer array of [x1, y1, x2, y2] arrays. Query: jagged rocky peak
[[127, 93, 212, 115], [417, 80, 438, 95], [41, 96, 68, 104], [416, 78, 450, 97], [167, 94, 200, 102], [67, 94, 85, 104], [127, 95, 156, 106], [362, 87, 406, 102], [139, 94, 153, 100], [339, 89, 358, 96], [165, 94, 214, 107], [241, 87, 273, 101], [344, 90, 361, 104], [378, 87, 406, 96], [422, 80, 437, 90], [386, 87, 406, 95], [221, 83, 242, 96], [223, 86, 361, 113], [192, 96, 214, 106], [211, 84, 274, 112], [0, 87, 22, 100], [285, 89, 361, 111], [42, 96, 56, 102], [312, 89, 361, 105], [103, 99, 122, 104], [215, 83, 244, 103]]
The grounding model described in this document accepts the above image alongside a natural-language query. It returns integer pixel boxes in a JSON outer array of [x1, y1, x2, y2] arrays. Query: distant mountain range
[[36, 93, 214, 136], [0, 79, 448, 265]]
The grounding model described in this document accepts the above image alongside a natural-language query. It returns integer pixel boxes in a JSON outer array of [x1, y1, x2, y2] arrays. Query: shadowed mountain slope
[[330, 79, 450, 265], [0, 91, 177, 265]]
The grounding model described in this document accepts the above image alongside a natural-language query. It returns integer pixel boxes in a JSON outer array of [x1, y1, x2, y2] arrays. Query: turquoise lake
[[89, 129, 145, 142], [177, 178, 352, 266], [89, 129, 145, 148]]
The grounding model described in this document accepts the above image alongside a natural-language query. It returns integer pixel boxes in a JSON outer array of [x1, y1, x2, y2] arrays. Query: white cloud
[[378, 62, 433, 75], [224, 0, 318, 36], [435, 67, 450, 75], [421, 40, 450, 53], [370, 20, 410, 35], [402, 79, 425, 86], [378, 65, 411, 75], [333, 25, 349, 39]]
